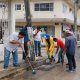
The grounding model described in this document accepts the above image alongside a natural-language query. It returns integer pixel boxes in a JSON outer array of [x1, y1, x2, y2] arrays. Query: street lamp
[[24, 0, 35, 61]]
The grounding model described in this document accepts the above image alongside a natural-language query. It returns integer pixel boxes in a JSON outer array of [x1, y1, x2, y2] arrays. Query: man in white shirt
[[4, 31, 25, 69], [33, 27, 42, 57]]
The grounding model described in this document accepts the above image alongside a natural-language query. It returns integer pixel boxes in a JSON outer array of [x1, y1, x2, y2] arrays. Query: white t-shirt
[[4, 32, 24, 52], [33, 29, 41, 41]]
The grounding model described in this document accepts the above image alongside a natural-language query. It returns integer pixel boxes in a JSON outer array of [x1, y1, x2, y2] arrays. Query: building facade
[[0, 0, 80, 43]]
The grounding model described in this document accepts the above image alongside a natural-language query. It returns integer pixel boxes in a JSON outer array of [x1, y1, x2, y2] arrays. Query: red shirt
[[57, 39, 65, 48]]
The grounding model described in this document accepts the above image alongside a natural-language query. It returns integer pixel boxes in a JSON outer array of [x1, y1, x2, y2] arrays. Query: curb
[[0, 58, 46, 80]]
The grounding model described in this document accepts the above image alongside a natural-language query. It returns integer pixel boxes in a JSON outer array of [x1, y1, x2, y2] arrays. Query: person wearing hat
[[44, 34, 55, 63], [65, 30, 77, 72]]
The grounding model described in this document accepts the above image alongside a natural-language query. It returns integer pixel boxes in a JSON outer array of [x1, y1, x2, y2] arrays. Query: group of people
[[3, 26, 77, 72], [44, 34, 65, 64], [44, 30, 76, 72]]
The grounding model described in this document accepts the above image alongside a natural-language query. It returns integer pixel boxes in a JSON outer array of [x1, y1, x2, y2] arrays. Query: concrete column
[[8, 0, 15, 34], [55, 23, 62, 38]]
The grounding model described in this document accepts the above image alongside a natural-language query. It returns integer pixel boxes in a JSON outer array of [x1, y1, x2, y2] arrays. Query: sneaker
[[73, 68, 76, 71], [69, 70, 73, 73], [66, 69, 73, 73], [4, 66, 8, 69], [36, 55, 38, 57], [13, 64, 20, 67]]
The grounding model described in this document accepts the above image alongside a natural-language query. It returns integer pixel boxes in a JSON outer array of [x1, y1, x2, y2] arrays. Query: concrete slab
[[0, 58, 46, 79], [0, 46, 52, 79], [37, 64, 55, 71]]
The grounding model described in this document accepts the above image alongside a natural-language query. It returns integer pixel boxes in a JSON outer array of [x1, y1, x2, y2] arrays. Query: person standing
[[33, 27, 42, 57], [65, 31, 76, 72], [20, 25, 30, 60], [53, 38, 65, 64], [65, 29, 75, 66], [4, 32, 25, 69], [44, 34, 55, 63]]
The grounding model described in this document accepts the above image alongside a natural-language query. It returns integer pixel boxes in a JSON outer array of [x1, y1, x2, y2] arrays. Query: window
[[0, 4, 5, 7], [63, 4, 67, 13], [35, 4, 39, 11], [0, 21, 8, 44], [23, 5, 25, 11], [34, 3, 53, 11], [16, 26, 23, 32], [15, 4, 21, 10]]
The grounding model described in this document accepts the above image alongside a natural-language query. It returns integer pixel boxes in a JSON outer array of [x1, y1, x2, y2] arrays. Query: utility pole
[[74, 0, 78, 40], [24, 0, 35, 61], [24, 0, 31, 26]]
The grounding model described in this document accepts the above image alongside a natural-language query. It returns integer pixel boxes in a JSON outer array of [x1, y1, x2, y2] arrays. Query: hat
[[44, 34, 50, 39], [65, 29, 73, 34]]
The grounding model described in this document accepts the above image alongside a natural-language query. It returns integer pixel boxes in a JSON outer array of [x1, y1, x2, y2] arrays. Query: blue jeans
[[4, 48, 18, 67], [58, 48, 64, 63], [34, 41, 41, 56]]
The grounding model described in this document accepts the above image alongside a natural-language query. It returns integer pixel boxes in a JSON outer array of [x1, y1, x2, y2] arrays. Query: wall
[[55, 23, 62, 38]]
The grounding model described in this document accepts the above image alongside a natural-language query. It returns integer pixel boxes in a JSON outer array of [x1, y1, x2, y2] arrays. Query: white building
[[0, 0, 80, 43]]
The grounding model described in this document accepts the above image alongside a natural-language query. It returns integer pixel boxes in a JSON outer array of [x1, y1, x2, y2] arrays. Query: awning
[[16, 17, 80, 26]]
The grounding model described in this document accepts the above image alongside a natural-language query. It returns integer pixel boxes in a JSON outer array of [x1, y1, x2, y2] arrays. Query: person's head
[[53, 38, 58, 42], [65, 30, 72, 37], [25, 25, 28, 28], [18, 31, 25, 39], [37, 27, 41, 31], [44, 34, 50, 40]]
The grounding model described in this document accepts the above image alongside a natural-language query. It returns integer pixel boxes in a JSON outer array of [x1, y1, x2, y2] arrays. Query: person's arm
[[64, 47, 67, 54], [33, 30, 39, 36], [54, 41, 59, 54], [10, 40, 20, 44], [65, 38, 69, 53], [20, 43, 24, 51], [55, 47, 59, 54], [9, 33, 20, 44], [27, 40, 31, 46], [40, 31, 43, 42]]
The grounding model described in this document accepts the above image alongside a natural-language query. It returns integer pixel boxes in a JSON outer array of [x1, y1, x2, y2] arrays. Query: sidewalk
[[0, 45, 48, 79]]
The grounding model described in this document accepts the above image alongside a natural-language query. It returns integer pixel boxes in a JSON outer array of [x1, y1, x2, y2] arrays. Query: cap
[[44, 34, 50, 39], [65, 29, 73, 35]]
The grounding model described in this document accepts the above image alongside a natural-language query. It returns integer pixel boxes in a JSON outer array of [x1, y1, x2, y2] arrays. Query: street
[[6, 48, 80, 80], [0, 0, 79, 80]]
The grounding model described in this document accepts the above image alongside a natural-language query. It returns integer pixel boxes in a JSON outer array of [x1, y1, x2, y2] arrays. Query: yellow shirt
[[45, 36, 54, 58]]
